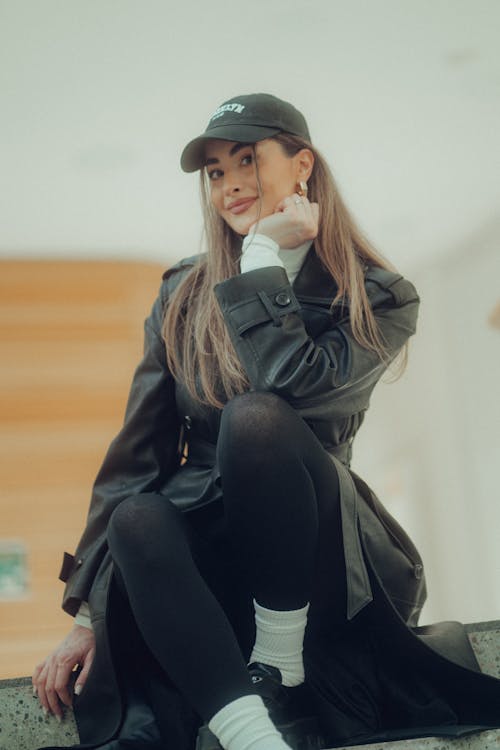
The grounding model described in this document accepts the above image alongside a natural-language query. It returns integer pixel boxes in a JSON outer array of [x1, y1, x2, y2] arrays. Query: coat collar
[[292, 245, 339, 302]]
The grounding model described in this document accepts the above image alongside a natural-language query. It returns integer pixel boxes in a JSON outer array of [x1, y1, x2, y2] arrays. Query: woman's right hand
[[249, 193, 319, 249], [32, 623, 95, 720]]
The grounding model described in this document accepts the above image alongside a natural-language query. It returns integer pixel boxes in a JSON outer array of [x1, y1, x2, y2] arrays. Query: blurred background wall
[[354, 216, 500, 624], [1, 0, 499, 678]]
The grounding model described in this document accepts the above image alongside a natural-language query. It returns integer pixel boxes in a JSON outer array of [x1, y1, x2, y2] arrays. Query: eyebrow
[[204, 142, 252, 166]]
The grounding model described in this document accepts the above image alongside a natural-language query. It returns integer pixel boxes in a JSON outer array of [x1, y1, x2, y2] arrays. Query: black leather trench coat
[[43, 248, 500, 749]]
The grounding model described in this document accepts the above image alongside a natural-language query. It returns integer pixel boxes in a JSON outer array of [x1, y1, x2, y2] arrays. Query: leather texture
[[59, 249, 424, 621], [42, 247, 500, 750]]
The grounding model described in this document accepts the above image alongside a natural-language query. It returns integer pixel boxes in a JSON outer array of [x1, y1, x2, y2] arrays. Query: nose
[[222, 168, 241, 194]]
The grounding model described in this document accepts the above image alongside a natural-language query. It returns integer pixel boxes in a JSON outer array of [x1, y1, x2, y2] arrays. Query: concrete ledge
[[340, 730, 500, 749], [0, 677, 78, 750], [1, 622, 499, 750]]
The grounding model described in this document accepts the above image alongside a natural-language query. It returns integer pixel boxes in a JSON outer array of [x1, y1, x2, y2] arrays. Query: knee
[[107, 494, 180, 567], [220, 391, 293, 447], [108, 495, 146, 557], [223, 391, 288, 416], [217, 392, 301, 478]]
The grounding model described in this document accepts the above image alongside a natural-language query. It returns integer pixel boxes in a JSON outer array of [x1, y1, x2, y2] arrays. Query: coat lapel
[[292, 246, 339, 303]]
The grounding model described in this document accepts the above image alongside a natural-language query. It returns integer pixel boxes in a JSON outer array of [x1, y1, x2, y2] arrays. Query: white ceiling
[[1, 0, 499, 274]]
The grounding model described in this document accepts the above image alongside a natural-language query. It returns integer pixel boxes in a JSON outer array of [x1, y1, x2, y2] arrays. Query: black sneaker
[[248, 662, 325, 750], [195, 724, 221, 750], [195, 717, 324, 750], [247, 662, 289, 721], [195, 664, 325, 750]]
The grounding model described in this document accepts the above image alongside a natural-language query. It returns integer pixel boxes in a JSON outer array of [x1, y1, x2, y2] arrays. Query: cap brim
[[180, 125, 281, 172]]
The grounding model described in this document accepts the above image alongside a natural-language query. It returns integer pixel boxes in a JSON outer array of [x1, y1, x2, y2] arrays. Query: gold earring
[[296, 180, 308, 198]]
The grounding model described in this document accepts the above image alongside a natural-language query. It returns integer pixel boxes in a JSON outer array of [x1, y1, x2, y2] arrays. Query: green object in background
[[0, 540, 29, 599]]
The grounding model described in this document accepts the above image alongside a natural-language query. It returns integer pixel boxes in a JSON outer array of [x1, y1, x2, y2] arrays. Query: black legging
[[107, 392, 344, 722]]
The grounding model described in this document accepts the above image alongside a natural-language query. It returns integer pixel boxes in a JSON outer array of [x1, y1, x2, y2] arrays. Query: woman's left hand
[[249, 194, 319, 249]]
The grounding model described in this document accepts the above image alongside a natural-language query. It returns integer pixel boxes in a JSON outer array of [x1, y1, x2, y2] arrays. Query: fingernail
[[32, 686, 37, 696], [43, 707, 48, 717], [56, 714, 62, 724], [74, 684, 82, 696]]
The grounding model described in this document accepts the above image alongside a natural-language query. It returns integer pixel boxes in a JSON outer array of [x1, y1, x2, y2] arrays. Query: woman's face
[[204, 138, 311, 236]]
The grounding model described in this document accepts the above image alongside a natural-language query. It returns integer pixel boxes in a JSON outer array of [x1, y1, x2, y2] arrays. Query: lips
[[227, 197, 257, 215]]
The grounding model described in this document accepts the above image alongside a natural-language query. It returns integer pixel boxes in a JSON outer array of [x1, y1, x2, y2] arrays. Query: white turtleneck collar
[[240, 233, 312, 285], [277, 241, 311, 284]]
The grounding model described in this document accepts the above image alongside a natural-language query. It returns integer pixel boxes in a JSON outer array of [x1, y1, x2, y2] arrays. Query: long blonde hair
[[162, 133, 405, 409]]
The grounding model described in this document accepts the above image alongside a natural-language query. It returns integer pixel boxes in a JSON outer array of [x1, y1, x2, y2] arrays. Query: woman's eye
[[208, 169, 223, 181], [241, 154, 253, 166]]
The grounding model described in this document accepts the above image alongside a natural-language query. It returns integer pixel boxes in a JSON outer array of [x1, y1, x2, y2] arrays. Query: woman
[[33, 93, 500, 750]]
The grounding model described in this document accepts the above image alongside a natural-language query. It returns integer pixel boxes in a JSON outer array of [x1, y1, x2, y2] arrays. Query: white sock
[[249, 600, 310, 687], [208, 694, 291, 750]]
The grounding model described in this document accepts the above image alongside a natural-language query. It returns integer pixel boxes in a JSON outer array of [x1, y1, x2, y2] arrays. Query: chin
[[225, 216, 255, 237]]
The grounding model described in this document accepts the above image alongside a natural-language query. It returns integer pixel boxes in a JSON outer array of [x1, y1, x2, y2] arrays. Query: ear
[[294, 148, 314, 182]]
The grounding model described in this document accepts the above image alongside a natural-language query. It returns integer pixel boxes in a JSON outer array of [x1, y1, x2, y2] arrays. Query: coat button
[[183, 415, 192, 430], [275, 292, 291, 306], [76, 558, 83, 568], [414, 564, 423, 580]]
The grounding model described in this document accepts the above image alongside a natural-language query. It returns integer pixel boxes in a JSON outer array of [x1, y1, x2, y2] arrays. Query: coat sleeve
[[59, 281, 182, 616], [214, 264, 420, 420]]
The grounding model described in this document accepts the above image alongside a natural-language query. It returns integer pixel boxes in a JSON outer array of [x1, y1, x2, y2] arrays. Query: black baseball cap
[[180, 93, 311, 173]]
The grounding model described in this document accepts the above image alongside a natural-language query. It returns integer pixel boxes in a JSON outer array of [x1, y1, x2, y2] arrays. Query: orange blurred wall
[[0, 259, 165, 678]]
